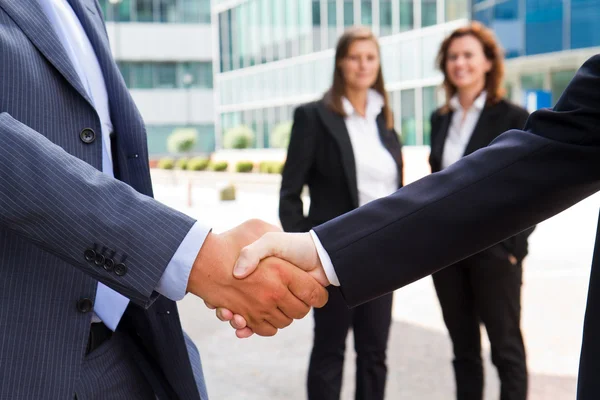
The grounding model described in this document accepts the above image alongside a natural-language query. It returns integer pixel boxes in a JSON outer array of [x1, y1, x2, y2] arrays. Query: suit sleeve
[[279, 106, 317, 233], [0, 112, 196, 308], [313, 55, 600, 307]]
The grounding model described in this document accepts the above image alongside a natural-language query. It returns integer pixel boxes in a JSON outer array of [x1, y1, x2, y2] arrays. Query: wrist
[[187, 232, 228, 297]]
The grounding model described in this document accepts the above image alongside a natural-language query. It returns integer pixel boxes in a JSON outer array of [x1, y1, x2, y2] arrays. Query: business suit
[[0, 1, 205, 398], [429, 99, 531, 400], [313, 55, 600, 399], [280, 99, 403, 399]]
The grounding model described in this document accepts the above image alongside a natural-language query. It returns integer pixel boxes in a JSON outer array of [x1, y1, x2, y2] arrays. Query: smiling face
[[338, 39, 380, 92], [445, 34, 492, 93]]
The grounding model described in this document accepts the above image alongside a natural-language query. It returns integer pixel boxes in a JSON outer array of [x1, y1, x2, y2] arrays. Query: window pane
[[422, 0, 437, 27], [520, 73, 545, 91], [445, 0, 468, 22], [525, 0, 563, 55], [312, 0, 322, 51], [550, 70, 576, 105], [157, 0, 178, 23], [135, 0, 154, 22], [134, 63, 154, 89], [380, 0, 393, 36], [344, 0, 354, 26], [571, 0, 600, 49], [117, 62, 132, 87], [361, 1, 373, 26], [399, 0, 414, 31], [156, 63, 177, 88]]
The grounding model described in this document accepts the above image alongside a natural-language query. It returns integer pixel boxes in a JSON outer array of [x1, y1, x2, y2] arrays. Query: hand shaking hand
[[188, 221, 328, 337], [205, 231, 330, 338]]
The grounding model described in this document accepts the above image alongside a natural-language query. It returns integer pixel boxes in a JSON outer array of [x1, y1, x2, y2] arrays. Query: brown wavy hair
[[324, 26, 393, 129], [436, 22, 506, 113]]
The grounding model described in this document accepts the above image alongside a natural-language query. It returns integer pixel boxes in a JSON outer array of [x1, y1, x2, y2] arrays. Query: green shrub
[[210, 161, 229, 172], [270, 162, 284, 174], [187, 157, 210, 171], [270, 121, 293, 149], [223, 125, 255, 149], [157, 158, 175, 170], [259, 161, 284, 174], [235, 161, 254, 173], [167, 128, 198, 154], [174, 158, 188, 170]]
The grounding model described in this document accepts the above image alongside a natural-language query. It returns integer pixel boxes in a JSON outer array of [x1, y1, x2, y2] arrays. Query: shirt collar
[[342, 89, 384, 118], [449, 90, 487, 112]]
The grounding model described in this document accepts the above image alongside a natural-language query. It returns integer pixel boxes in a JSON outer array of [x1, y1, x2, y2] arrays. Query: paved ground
[[152, 171, 599, 399]]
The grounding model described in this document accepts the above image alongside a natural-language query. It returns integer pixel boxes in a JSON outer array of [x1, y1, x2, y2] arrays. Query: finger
[[249, 320, 278, 337], [216, 308, 234, 322], [265, 308, 293, 330], [204, 301, 216, 310], [286, 265, 329, 308], [229, 314, 248, 330], [233, 232, 285, 279], [235, 327, 254, 339], [277, 288, 311, 320]]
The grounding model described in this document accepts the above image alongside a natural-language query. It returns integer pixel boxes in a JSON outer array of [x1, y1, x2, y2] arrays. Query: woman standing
[[429, 22, 533, 400], [279, 27, 403, 400]]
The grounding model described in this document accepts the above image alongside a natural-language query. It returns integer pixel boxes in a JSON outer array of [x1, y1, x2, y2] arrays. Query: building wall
[[98, 0, 216, 156], [212, 0, 471, 150]]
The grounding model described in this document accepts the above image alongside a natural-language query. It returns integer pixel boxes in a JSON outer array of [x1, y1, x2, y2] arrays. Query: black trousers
[[432, 252, 527, 400], [307, 286, 393, 400]]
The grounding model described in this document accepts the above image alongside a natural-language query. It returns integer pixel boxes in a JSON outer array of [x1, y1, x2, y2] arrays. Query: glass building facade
[[473, 0, 600, 110], [473, 0, 600, 58], [213, 0, 469, 149], [117, 62, 213, 89], [98, 0, 211, 23]]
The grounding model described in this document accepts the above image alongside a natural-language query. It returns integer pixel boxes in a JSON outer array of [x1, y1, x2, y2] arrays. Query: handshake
[[186, 219, 330, 338]]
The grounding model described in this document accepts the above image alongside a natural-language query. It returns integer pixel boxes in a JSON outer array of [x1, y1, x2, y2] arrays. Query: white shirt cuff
[[309, 230, 340, 286], [156, 222, 211, 301]]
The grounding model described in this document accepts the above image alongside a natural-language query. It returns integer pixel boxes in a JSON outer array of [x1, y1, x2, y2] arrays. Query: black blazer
[[312, 54, 600, 399], [279, 99, 403, 233], [429, 99, 533, 263]]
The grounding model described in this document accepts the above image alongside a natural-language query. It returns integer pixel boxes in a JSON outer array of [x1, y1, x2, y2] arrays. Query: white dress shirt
[[40, 0, 208, 330], [311, 89, 399, 286], [441, 91, 487, 169]]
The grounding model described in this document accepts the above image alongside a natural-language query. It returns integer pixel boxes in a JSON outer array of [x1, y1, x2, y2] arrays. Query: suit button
[[94, 253, 105, 266], [114, 263, 128, 276], [80, 128, 96, 144], [84, 249, 96, 262], [103, 259, 114, 272], [76, 298, 93, 313], [104, 258, 115, 271]]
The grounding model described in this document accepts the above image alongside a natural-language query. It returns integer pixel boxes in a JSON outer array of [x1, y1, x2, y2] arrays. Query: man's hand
[[187, 220, 328, 336], [207, 231, 330, 338]]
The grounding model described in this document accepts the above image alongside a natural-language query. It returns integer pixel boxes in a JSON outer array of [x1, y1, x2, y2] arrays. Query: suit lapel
[[433, 111, 453, 163], [316, 103, 359, 208], [463, 103, 504, 156], [0, 0, 93, 106]]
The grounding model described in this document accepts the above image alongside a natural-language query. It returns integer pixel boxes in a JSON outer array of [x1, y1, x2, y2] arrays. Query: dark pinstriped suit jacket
[[0, 1, 203, 398]]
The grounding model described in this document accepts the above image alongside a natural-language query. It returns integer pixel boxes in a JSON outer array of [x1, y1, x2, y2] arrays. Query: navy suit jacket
[[0, 1, 203, 398], [314, 55, 600, 399]]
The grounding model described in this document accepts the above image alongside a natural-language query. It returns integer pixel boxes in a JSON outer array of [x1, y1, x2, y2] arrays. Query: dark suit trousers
[[432, 252, 527, 400], [307, 287, 393, 400]]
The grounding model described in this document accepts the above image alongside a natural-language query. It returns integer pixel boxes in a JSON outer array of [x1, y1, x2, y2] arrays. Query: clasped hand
[[187, 220, 328, 337]]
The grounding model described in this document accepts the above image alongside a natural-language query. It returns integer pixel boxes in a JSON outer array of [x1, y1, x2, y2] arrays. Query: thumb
[[233, 232, 283, 279]]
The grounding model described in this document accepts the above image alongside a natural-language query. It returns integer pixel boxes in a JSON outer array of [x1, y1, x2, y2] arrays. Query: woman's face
[[339, 39, 380, 91], [445, 35, 492, 92]]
